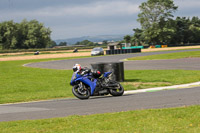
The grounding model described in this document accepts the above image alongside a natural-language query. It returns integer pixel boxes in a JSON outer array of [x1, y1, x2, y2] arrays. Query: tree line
[[0, 19, 52, 49], [125, 0, 200, 46], [0, 18, 106, 49]]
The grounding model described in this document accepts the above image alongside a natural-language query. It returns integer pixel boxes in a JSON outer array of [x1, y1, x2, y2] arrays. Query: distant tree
[[170, 17, 190, 44], [137, 0, 178, 45], [94, 42, 99, 46], [0, 20, 18, 49], [188, 16, 200, 43], [132, 28, 145, 45], [157, 18, 176, 44], [75, 41, 80, 45], [124, 35, 131, 44], [81, 40, 91, 45], [58, 41, 67, 46], [169, 16, 200, 44], [23, 19, 51, 48], [0, 19, 52, 49], [102, 40, 108, 45], [131, 0, 200, 46], [48, 41, 57, 48], [88, 41, 94, 46], [74, 40, 95, 46]]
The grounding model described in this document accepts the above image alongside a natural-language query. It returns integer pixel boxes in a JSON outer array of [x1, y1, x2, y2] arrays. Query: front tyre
[[72, 84, 90, 100], [109, 81, 124, 96]]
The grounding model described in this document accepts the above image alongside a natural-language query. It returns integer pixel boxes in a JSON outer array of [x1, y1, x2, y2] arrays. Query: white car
[[91, 47, 104, 56]]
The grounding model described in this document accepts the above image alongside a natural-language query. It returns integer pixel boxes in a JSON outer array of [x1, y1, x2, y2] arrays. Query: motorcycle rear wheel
[[109, 81, 124, 96], [72, 84, 90, 100]]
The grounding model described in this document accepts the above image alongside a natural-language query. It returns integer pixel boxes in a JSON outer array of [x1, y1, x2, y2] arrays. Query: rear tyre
[[72, 84, 90, 100], [109, 81, 124, 96]]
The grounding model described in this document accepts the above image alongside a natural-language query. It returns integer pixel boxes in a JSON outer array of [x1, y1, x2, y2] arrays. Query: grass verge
[[0, 56, 90, 104], [122, 70, 200, 90], [128, 51, 200, 60], [0, 50, 90, 58], [1, 57, 200, 104], [0, 105, 199, 133]]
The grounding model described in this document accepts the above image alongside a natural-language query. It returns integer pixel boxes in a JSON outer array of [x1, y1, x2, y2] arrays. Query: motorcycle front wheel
[[72, 84, 90, 100], [109, 81, 124, 96]]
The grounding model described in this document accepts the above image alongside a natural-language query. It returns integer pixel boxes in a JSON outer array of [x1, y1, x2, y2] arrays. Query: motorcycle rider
[[72, 64, 102, 91], [72, 64, 101, 80], [73, 64, 91, 75]]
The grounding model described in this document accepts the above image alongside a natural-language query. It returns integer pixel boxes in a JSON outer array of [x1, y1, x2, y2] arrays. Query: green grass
[[122, 70, 200, 90], [0, 105, 199, 133], [0, 57, 90, 104], [128, 51, 200, 60], [1, 57, 200, 104], [1, 53, 200, 132]]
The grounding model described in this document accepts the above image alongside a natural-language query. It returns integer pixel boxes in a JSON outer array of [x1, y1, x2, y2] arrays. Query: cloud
[[173, 0, 200, 17], [175, 0, 200, 9], [1, 0, 200, 39], [45, 1, 139, 17], [0, 0, 140, 39], [51, 20, 137, 39], [1, 1, 139, 18]]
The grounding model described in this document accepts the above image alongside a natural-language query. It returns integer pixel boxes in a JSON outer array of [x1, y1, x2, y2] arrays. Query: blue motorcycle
[[70, 71, 124, 99]]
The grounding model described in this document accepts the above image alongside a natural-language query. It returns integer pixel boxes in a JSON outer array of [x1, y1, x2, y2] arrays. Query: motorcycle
[[70, 71, 124, 99]]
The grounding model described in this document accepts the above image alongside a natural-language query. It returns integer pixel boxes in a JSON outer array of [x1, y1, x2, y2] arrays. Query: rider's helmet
[[73, 64, 81, 73]]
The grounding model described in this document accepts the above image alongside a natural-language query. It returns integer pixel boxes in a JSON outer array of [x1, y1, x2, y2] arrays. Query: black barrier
[[91, 62, 124, 82], [124, 49, 127, 54], [106, 48, 141, 55], [110, 50, 114, 54], [119, 49, 122, 54], [106, 50, 110, 55], [114, 50, 117, 54], [122, 49, 125, 54]]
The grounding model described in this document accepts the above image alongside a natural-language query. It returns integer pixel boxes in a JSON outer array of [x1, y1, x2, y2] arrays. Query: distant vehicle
[[91, 47, 104, 56], [34, 51, 39, 55], [73, 48, 78, 53]]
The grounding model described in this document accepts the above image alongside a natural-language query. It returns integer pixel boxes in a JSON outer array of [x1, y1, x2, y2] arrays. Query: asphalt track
[[25, 49, 200, 70], [1, 49, 200, 122]]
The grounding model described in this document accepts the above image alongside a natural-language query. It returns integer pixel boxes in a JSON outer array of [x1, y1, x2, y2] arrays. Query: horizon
[[55, 34, 128, 40]]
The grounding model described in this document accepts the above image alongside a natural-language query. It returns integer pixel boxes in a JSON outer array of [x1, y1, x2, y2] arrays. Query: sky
[[0, 0, 200, 40]]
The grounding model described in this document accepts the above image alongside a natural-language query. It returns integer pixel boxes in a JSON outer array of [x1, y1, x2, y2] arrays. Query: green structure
[[122, 46, 144, 49]]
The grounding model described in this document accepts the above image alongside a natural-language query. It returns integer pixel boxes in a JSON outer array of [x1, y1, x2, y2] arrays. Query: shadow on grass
[[124, 79, 140, 82]]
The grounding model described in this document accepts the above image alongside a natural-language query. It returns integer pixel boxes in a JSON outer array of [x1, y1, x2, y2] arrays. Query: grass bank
[[128, 51, 200, 60], [122, 70, 200, 90], [0, 57, 88, 104], [0, 50, 90, 58], [1, 57, 200, 104], [0, 105, 199, 133], [0, 46, 106, 54]]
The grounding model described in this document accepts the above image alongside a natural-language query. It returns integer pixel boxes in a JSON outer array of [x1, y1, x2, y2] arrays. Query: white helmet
[[73, 64, 81, 73]]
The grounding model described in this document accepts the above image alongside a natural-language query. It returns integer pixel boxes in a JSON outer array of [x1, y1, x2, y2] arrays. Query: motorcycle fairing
[[103, 72, 112, 78], [72, 73, 97, 95]]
